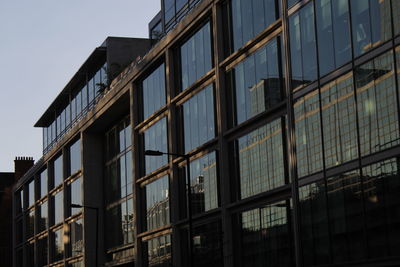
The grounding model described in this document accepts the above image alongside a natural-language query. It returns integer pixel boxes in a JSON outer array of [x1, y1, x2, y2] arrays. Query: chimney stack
[[14, 157, 34, 182]]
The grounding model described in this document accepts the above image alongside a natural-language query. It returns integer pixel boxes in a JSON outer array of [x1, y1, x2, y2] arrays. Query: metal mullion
[[281, 0, 303, 265]]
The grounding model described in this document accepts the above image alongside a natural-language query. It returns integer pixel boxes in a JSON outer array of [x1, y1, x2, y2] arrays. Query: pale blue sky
[[0, 1, 160, 171]]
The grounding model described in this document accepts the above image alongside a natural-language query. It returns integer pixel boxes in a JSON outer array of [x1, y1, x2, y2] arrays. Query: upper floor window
[[182, 84, 215, 153], [28, 180, 35, 207], [68, 139, 81, 176], [39, 169, 48, 199], [230, 37, 283, 125], [351, 0, 392, 57], [230, 0, 281, 52], [143, 118, 168, 175], [144, 175, 170, 231], [142, 64, 166, 120], [53, 154, 63, 187], [289, 2, 317, 90], [180, 22, 212, 91]]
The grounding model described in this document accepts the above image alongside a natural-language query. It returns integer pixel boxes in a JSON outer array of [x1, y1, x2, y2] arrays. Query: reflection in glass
[[355, 50, 399, 156], [299, 181, 330, 265], [27, 209, 35, 238], [294, 90, 323, 177], [231, 0, 280, 51], [105, 199, 134, 248], [69, 219, 83, 257], [316, 0, 351, 76], [351, 0, 392, 57], [180, 22, 212, 91], [183, 84, 215, 152], [289, 2, 317, 89], [237, 118, 285, 199], [54, 155, 63, 187], [38, 236, 48, 266], [70, 178, 82, 217], [186, 152, 218, 215], [232, 38, 283, 125], [53, 228, 64, 262], [145, 234, 172, 267], [143, 64, 166, 120], [192, 222, 223, 267], [28, 180, 34, 207], [39, 201, 48, 233], [40, 169, 47, 199], [237, 200, 293, 266], [321, 72, 358, 168], [54, 191, 63, 225], [394, 1, 400, 36], [362, 158, 400, 258], [69, 139, 81, 176], [145, 176, 170, 230], [16, 190, 23, 213], [144, 118, 168, 174]]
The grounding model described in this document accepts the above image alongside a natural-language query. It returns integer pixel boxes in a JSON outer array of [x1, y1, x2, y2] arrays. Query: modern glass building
[[13, 0, 400, 266]]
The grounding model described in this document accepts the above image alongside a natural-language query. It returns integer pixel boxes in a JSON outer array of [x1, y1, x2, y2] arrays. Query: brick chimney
[[14, 157, 34, 182]]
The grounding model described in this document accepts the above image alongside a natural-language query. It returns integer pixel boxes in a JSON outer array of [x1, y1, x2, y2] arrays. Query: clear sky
[[0, 0, 160, 172]]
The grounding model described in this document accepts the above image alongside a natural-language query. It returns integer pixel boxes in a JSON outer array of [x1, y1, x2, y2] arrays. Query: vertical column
[[281, 0, 303, 266], [81, 132, 104, 266]]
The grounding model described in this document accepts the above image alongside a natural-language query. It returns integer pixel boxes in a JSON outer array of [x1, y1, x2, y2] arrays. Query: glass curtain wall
[[104, 117, 134, 250]]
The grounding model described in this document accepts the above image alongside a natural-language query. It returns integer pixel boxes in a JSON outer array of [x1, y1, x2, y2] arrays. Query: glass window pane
[[69, 218, 83, 257], [180, 22, 212, 91], [183, 84, 215, 152], [394, 0, 400, 36], [232, 38, 283, 125], [105, 200, 134, 248], [38, 237, 48, 266], [54, 155, 63, 187], [188, 152, 218, 214], [299, 181, 330, 265], [39, 201, 48, 233], [191, 222, 223, 266], [294, 89, 323, 177], [351, 0, 392, 57], [144, 118, 168, 175], [144, 234, 172, 267], [237, 118, 285, 199], [40, 169, 48, 199], [28, 180, 35, 206], [355, 50, 399, 156], [70, 178, 82, 217], [321, 72, 358, 168], [54, 191, 63, 225], [237, 200, 294, 266], [69, 139, 81, 176], [230, 0, 279, 51], [53, 228, 64, 262], [289, 3, 317, 89], [27, 210, 35, 238], [145, 175, 170, 231]]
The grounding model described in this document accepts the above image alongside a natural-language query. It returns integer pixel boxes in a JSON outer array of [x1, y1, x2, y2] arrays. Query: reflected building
[[11, 0, 400, 266]]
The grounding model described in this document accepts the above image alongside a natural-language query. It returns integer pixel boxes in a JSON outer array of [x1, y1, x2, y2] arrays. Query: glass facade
[[187, 152, 218, 215], [355, 50, 399, 156], [180, 22, 212, 91], [142, 64, 166, 120], [289, 2, 317, 89], [144, 234, 172, 267], [236, 200, 294, 266], [39, 169, 47, 199], [69, 139, 81, 176], [43, 63, 107, 153], [105, 117, 135, 250], [321, 72, 358, 168], [230, 0, 280, 51], [231, 37, 283, 125], [17, 1, 400, 266], [183, 84, 215, 152], [54, 154, 63, 187], [144, 175, 170, 231], [144, 118, 168, 174], [294, 90, 323, 178], [236, 118, 285, 199]]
